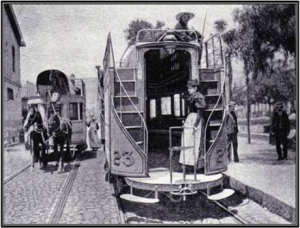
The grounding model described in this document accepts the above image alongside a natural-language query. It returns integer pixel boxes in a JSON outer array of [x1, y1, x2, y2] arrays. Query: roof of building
[[4, 4, 26, 46]]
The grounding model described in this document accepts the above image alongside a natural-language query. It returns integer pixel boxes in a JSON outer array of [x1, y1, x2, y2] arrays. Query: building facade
[[3, 4, 26, 145]]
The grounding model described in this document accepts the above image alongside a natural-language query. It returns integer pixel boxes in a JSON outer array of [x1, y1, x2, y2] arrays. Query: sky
[[13, 3, 243, 85]]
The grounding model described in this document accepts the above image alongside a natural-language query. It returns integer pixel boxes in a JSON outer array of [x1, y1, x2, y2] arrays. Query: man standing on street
[[270, 102, 290, 160], [226, 102, 239, 162]]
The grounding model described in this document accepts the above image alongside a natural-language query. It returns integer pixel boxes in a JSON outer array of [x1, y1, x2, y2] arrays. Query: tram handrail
[[136, 29, 198, 43], [203, 33, 227, 154], [108, 35, 148, 155], [169, 126, 197, 183]]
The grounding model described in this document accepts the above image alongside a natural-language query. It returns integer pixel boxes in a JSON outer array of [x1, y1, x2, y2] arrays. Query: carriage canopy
[[36, 69, 69, 102]]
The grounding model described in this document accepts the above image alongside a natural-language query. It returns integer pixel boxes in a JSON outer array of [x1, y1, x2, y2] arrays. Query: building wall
[[3, 8, 22, 144], [82, 78, 100, 121]]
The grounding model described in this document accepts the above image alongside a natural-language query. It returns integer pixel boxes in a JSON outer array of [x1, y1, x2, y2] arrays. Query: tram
[[99, 29, 234, 203], [35, 69, 87, 155]]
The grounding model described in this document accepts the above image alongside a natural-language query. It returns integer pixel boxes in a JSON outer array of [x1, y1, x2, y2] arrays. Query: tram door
[[145, 49, 191, 153]]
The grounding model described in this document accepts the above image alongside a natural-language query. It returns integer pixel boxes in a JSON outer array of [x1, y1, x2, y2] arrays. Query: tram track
[[117, 187, 251, 225], [4, 164, 31, 185], [49, 153, 83, 224], [198, 191, 247, 224]]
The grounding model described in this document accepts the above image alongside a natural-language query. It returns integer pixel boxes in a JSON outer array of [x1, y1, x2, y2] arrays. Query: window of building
[[12, 46, 15, 72], [7, 88, 14, 100], [161, 97, 171, 115], [150, 99, 156, 118]]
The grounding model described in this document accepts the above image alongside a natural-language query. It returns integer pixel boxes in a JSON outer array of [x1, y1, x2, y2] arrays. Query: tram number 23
[[113, 151, 135, 167]]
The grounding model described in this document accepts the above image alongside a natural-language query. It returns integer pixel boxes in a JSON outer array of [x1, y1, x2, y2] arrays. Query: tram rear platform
[[224, 136, 297, 223]]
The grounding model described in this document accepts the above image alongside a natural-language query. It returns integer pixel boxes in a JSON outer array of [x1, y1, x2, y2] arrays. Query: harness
[[52, 115, 71, 138], [28, 111, 48, 144]]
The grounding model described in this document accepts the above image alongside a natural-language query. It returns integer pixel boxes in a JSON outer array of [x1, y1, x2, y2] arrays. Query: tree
[[232, 4, 296, 143], [124, 19, 165, 46], [213, 20, 239, 100]]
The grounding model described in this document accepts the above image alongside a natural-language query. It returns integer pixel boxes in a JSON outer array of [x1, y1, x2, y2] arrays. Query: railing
[[201, 33, 224, 69], [202, 34, 227, 153], [136, 29, 199, 43], [106, 33, 148, 155]]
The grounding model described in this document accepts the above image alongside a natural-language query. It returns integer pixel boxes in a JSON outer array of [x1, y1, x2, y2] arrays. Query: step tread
[[205, 94, 221, 97], [116, 79, 136, 82], [136, 141, 144, 145], [125, 126, 142, 129], [114, 95, 137, 98], [120, 194, 159, 204], [207, 188, 235, 201], [170, 146, 194, 151], [209, 122, 221, 126], [116, 111, 144, 113]]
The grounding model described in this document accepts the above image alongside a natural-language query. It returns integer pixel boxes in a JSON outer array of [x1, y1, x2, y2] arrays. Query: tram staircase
[[200, 68, 226, 153], [112, 67, 147, 150]]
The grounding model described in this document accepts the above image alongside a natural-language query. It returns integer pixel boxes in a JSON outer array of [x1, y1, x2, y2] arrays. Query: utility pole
[[246, 74, 251, 144]]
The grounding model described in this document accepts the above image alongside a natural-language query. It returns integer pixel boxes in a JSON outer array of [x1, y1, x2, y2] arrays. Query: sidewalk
[[224, 136, 296, 223]]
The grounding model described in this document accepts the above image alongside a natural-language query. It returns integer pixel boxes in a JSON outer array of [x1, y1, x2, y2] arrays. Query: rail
[[106, 33, 148, 155], [136, 29, 199, 43]]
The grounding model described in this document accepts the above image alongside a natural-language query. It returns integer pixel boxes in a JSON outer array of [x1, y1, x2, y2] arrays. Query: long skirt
[[88, 128, 101, 149], [179, 113, 205, 168]]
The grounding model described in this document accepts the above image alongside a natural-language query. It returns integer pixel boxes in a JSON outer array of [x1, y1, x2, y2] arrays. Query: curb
[[223, 175, 296, 224], [239, 132, 269, 141]]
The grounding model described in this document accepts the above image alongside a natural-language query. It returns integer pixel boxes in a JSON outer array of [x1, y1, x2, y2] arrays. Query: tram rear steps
[[113, 67, 146, 150]]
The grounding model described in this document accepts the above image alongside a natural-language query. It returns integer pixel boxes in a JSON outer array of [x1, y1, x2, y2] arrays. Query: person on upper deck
[[174, 12, 202, 43]]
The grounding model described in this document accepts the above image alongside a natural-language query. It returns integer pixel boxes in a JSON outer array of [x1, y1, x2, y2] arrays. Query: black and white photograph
[[2, 2, 298, 225]]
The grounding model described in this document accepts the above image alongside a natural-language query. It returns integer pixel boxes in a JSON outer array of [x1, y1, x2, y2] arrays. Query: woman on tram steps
[[179, 79, 206, 170]]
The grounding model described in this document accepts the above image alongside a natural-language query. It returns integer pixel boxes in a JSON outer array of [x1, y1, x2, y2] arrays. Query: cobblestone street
[[58, 149, 121, 224], [4, 144, 31, 180], [3, 145, 121, 225], [2, 143, 293, 225]]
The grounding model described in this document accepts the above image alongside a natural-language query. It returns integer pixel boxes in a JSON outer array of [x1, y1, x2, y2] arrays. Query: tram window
[[69, 103, 79, 120], [150, 99, 156, 119], [161, 97, 171, 115], [79, 103, 83, 120], [174, 94, 180, 117], [182, 98, 186, 116]]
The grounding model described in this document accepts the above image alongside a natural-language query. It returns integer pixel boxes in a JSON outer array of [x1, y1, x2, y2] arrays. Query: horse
[[48, 113, 72, 172], [23, 106, 48, 168]]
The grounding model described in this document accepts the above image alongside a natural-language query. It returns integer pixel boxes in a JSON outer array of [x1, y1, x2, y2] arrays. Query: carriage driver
[[179, 79, 206, 171]]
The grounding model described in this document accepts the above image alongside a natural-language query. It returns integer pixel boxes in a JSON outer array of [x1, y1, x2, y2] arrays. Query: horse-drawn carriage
[[23, 69, 87, 171]]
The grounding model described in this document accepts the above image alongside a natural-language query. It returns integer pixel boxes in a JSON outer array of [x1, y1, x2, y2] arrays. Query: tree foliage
[[124, 19, 165, 46]]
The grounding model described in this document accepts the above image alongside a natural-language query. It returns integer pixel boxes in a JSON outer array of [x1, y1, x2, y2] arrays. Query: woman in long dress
[[87, 117, 101, 150], [179, 79, 206, 170]]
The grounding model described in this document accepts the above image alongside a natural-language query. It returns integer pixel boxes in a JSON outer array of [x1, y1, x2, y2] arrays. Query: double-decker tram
[[36, 69, 87, 155], [99, 29, 234, 203]]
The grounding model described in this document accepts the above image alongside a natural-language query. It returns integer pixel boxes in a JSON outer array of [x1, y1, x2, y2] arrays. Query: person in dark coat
[[270, 102, 290, 160], [174, 12, 202, 42], [226, 102, 239, 162]]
